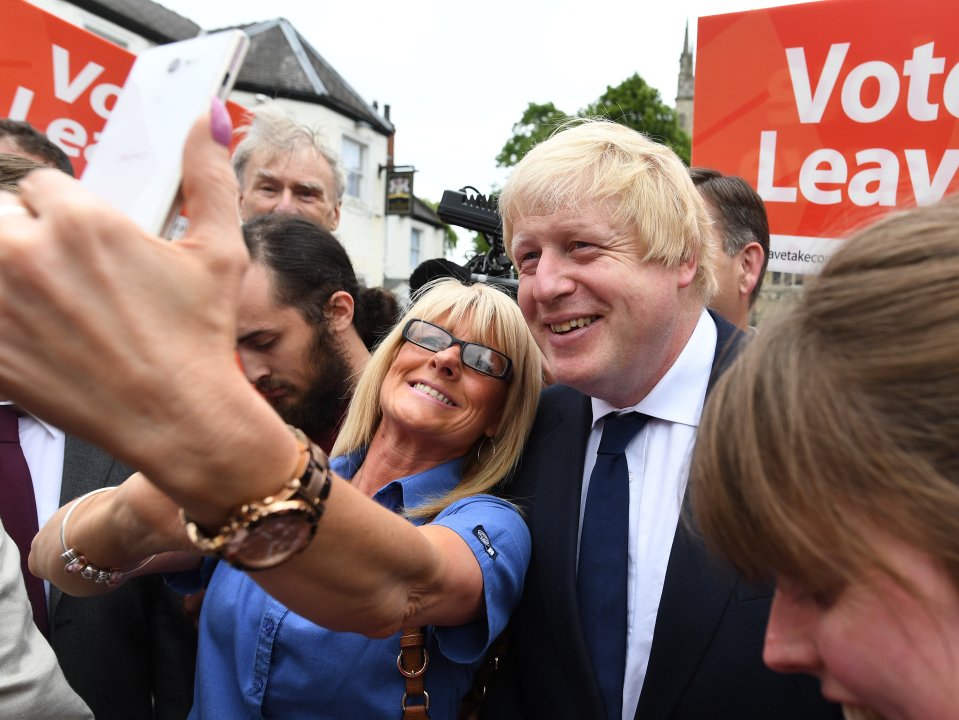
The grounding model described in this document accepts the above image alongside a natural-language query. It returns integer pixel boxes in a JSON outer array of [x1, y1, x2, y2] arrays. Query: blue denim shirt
[[175, 451, 530, 719]]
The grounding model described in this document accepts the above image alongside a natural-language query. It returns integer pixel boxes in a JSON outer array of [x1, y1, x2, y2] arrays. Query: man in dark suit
[[482, 122, 840, 719], [48, 436, 197, 719]]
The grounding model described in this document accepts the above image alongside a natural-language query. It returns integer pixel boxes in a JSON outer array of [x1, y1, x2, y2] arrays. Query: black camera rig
[[435, 186, 517, 293]]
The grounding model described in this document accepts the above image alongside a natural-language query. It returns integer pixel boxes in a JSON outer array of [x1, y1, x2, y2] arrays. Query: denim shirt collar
[[330, 448, 465, 518]]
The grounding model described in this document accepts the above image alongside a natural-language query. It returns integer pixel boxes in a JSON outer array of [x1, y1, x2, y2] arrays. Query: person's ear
[[325, 290, 355, 332], [676, 255, 698, 290], [739, 242, 765, 298]]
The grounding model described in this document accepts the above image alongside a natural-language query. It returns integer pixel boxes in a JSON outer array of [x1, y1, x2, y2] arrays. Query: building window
[[410, 228, 422, 267], [341, 137, 364, 199], [768, 271, 806, 287]]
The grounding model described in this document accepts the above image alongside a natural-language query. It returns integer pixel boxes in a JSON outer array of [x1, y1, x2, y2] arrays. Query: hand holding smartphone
[[81, 30, 249, 238]]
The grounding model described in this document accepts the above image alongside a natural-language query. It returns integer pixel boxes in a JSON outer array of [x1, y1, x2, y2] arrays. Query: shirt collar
[[0, 401, 62, 440], [330, 448, 465, 513], [592, 309, 717, 428]]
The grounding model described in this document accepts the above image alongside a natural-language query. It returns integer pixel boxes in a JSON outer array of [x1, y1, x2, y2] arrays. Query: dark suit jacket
[[49, 437, 198, 720], [483, 313, 840, 719]]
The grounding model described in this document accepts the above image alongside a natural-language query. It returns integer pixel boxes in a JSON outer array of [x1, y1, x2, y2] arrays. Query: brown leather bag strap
[[398, 626, 430, 720], [397, 623, 511, 720]]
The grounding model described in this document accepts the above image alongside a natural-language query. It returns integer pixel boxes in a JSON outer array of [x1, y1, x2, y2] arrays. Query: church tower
[[676, 21, 694, 136]]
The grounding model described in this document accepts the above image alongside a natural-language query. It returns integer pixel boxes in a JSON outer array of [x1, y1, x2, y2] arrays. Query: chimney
[[385, 104, 394, 168]]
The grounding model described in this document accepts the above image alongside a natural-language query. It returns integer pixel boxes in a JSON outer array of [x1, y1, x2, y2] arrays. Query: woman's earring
[[476, 436, 496, 463]]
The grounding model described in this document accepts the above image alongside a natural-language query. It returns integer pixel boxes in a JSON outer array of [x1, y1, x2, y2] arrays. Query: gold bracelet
[[59, 487, 157, 587]]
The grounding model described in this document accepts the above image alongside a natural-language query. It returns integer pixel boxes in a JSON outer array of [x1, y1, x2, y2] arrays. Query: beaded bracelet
[[59, 486, 157, 587]]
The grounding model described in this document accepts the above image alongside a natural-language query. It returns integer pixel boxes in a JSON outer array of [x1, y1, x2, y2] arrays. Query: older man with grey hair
[[232, 106, 344, 231]]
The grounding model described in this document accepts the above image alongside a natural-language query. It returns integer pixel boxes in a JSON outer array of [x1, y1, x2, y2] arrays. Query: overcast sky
[[157, 0, 818, 204]]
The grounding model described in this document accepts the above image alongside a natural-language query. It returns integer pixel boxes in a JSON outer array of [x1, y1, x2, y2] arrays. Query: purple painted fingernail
[[210, 97, 232, 147]]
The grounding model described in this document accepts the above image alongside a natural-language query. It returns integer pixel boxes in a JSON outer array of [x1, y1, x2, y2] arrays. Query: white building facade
[[23, 0, 449, 289]]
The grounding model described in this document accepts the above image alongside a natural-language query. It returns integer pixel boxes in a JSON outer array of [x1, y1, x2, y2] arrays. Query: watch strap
[[182, 426, 331, 563], [289, 426, 332, 509]]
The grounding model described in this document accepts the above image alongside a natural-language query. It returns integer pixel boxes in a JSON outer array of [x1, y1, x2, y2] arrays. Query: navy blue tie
[[578, 412, 648, 720]]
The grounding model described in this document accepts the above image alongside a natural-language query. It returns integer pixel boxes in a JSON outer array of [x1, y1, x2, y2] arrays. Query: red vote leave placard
[[693, 0, 959, 272], [1, 0, 134, 176], [1, 0, 250, 178]]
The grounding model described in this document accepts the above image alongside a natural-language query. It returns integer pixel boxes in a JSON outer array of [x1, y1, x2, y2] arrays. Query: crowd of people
[[0, 94, 955, 720]]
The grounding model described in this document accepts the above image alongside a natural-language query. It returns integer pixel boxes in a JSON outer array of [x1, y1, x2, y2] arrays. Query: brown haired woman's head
[[693, 199, 959, 591], [690, 199, 959, 719]]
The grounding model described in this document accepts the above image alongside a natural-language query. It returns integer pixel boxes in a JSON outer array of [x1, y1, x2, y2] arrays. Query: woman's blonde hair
[[333, 279, 544, 519], [498, 119, 717, 300], [691, 199, 959, 594]]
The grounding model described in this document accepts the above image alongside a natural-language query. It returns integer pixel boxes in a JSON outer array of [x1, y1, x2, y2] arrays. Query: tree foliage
[[495, 102, 571, 168], [497, 74, 691, 168], [421, 198, 459, 250], [585, 74, 690, 164]]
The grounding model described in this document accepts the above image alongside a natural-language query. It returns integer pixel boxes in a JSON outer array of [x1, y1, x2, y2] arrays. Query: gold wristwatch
[[182, 427, 331, 571]]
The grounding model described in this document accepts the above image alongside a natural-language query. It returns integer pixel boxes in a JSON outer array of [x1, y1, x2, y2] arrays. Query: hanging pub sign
[[693, 0, 959, 274], [385, 167, 414, 215]]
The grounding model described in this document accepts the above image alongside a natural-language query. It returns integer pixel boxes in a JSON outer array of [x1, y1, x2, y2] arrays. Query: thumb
[[177, 98, 243, 255]]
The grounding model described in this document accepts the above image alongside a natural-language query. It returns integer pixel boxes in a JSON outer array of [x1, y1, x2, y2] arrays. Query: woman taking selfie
[[30, 277, 543, 719]]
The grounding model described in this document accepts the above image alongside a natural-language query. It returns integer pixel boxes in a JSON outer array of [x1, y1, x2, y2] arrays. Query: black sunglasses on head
[[402, 319, 513, 380]]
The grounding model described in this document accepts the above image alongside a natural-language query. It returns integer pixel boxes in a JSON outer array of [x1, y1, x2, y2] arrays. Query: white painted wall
[[385, 213, 447, 284]]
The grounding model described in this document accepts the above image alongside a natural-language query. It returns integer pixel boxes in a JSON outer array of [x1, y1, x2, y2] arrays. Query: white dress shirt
[[581, 310, 717, 720], [17, 413, 65, 530]]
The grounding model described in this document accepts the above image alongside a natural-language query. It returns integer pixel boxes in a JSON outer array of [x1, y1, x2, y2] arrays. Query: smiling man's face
[[510, 204, 696, 408]]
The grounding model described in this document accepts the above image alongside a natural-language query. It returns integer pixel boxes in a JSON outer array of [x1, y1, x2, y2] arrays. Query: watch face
[[225, 508, 317, 571]]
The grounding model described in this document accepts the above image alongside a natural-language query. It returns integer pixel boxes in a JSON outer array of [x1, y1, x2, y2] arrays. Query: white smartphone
[[81, 30, 249, 237]]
